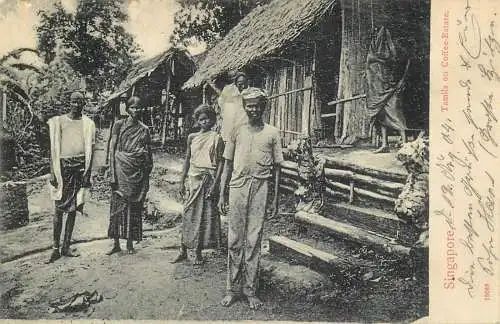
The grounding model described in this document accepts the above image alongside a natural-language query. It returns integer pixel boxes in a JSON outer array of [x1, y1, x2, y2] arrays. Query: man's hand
[[217, 196, 228, 215], [82, 172, 91, 188], [179, 182, 186, 200], [110, 179, 118, 191], [268, 198, 279, 219], [207, 184, 217, 200], [50, 174, 57, 187]]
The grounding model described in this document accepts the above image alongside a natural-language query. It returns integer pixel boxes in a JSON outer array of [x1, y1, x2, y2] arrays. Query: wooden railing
[[279, 155, 407, 208]]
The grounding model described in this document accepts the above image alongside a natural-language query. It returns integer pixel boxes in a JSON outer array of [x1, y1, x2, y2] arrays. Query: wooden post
[[161, 73, 172, 148], [334, 8, 345, 140], [1, 91, 7, 126], [349, 180, 355, 204], [202, 83, 208, 104], [309, 42, 318, 137]]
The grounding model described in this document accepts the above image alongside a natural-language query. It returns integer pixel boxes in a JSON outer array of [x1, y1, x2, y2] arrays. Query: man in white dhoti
[[47, 91, 95, 263]]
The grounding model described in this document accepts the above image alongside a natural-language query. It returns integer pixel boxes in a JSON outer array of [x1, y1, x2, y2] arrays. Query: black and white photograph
[[0, 0, 430, 321]]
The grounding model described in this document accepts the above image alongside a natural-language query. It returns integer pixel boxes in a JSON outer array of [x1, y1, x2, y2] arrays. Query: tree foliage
[[170, 0, 271, 48], [35, 0, 141, 95]]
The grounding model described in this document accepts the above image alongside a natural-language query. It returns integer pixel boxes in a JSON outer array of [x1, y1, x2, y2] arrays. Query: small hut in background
[[101, 47, 197, 147], [182, 0, 429, 147]]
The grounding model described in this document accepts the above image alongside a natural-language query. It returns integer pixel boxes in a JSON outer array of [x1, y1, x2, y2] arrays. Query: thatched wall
[[337, 0, 430, 144]]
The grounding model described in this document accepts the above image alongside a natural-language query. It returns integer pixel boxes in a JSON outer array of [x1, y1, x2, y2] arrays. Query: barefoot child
[[218, 87, 283, 310], [173, 104, 224, 265]]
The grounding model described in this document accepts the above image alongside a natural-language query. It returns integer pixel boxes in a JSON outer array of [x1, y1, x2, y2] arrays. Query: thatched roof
[[182, 0, 336, 89], [102, 47, 195, 107]]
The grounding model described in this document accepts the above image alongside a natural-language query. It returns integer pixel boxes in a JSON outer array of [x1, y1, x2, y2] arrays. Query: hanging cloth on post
[[366, 26, 409, 131]]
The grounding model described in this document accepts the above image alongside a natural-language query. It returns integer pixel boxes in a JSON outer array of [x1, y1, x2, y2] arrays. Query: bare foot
[[106, 246, 122, 255], [127, 248, 136, 255], [193, 255, 204, 266], [171, 252, 187, 263], [61, 249, 80, 257], [45, 249, 61, 264], [247, 296, 263, 310], [374, 145, 390, 154], [221, 294, 239, 307]]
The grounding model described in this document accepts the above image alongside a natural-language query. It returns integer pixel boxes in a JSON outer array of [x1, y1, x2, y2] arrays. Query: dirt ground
[[0, 141, 427, 321]]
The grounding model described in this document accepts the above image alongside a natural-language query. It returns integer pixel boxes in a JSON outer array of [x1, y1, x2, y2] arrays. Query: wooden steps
[[295, 211, 411, 257], [268, 235, 348, 272], [322, 202, 412, 239]]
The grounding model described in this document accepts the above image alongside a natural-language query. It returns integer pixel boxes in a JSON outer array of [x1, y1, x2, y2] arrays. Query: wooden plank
[[324, 168, 404, 192], [354, 186, 395, 204], [268, 235, 345, 265], [281, 160, 298, 170], [323, 156, 407, 183], [295, 211, 411, 256], [302, 74, 312, 136], [324, 178, 395, 204], [325, 186, 351, 201], [279, 184, 295, 193]]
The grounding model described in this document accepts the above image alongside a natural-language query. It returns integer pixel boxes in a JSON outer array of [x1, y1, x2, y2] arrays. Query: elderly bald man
[[46, 91, 96, 263]]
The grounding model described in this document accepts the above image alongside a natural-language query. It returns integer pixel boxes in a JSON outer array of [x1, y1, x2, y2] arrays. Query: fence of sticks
[[279, 156, 407, 211]]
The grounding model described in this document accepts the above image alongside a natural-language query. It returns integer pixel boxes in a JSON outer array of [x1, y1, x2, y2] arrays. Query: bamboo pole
[[1, 91, 7, 125], [267, 86, 313, 99], [324, 168, 404, 192], [327, 94, 366, 107], [324, 157, 407, 183]]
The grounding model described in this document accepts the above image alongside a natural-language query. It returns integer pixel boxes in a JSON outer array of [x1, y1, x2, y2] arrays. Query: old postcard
[[0, 0, 497, 323]]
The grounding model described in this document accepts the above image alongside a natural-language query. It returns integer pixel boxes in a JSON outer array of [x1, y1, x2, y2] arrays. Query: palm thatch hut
[[101, 47, 196, 146], [183, 0, 429, 146]]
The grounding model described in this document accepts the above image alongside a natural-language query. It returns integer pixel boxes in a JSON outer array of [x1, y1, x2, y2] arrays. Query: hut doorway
[[314, 4, 342, 142]]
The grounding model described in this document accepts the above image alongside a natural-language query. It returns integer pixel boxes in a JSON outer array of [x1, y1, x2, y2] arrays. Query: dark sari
[[108, 119, 152, 241]]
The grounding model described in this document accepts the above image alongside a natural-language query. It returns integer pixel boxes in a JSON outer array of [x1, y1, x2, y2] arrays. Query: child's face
[[197, 112, 214, 131]]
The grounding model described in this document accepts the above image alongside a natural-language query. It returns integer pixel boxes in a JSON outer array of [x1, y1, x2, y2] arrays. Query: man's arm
[[83, 143, 95, 187], [209, 136, 225, 197], [271, 164, 281, 218], [179, 134, 193, 198], [109, 121, 121, 186], [218, 159, 233, 214], [271, 130, 284, 218]]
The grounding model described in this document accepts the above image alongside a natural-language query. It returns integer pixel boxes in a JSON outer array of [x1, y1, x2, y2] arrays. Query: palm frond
[[8, 63, 42, 74], [0, 48, 39, 65]]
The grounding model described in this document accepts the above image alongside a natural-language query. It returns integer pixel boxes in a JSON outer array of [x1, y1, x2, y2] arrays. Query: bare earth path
[[0, 142, 427, 321], [0, 149, 337, 321]]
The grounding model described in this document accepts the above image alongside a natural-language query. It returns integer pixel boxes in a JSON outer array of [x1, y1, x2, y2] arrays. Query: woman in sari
[[173, 104, 224, 265], [107, 96, 153, 254]]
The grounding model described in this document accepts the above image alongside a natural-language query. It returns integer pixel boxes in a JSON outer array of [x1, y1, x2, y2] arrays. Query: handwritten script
[[450, 0, 499, 300]]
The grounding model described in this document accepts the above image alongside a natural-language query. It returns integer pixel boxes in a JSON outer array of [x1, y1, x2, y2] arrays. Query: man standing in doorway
[[217, 71, 249, 143], [218, 87, 283, 310], [47, 91, 96, 263]]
